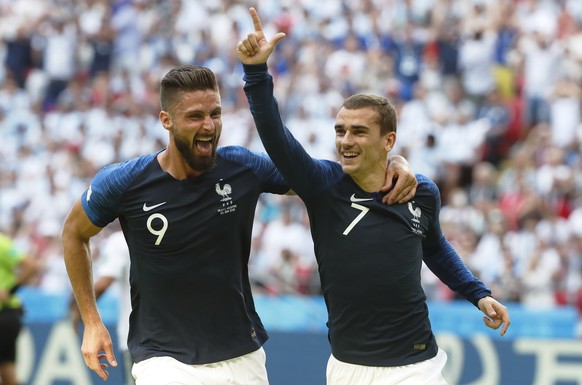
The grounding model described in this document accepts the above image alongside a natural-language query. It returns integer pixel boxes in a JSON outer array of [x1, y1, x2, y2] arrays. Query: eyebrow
[[334, 124, 369, 130]]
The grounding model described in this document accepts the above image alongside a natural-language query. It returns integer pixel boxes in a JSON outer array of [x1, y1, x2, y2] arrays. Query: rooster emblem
[[215, 182, 232, 201], [408, 202, 421, 222]]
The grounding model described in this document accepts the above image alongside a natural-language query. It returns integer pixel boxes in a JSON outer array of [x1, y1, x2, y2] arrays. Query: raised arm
[[239, 9, 412, 200], [238, 8, 343, 198], [238, 8, 417, 202], [62, 199, 117, 380], [236, 7, 286, 65]]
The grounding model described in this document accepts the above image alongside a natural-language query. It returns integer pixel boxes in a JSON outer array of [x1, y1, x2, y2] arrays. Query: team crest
[[215, 182, 232, 202], [408, 202, 421, 223], [407, 201, 424, 235], [216, 180, 237, 215]]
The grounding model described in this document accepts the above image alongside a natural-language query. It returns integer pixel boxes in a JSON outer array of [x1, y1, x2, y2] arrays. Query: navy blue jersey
[[243, 64, 491, 367], [81, 146, 289, 365]]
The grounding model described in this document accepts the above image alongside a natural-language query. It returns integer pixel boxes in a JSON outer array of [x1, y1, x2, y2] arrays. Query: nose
[[201, 115, 215, 132], [341, 131, 354, 147]]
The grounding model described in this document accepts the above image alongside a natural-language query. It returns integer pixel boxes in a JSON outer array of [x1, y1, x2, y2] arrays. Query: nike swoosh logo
[[350, 194, 373, 202], [142, 202, 167, 211]]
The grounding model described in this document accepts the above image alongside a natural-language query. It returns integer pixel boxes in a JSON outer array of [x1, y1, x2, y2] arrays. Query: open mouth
[[195, 137, 214, 155]]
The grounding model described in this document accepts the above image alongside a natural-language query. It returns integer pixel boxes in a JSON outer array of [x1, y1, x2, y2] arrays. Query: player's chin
[[340, 163, 358, 176]]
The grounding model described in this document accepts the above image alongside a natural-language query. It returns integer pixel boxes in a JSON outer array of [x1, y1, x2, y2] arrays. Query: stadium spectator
[[2, 26, 35, 89], [38, 15, 79, 111]]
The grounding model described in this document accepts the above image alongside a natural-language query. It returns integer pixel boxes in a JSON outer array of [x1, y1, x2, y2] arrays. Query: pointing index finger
[[249, 7, 263, 33]]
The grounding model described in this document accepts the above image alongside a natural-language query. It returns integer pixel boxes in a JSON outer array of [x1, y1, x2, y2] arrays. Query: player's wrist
[[242, 63, 268, 74]]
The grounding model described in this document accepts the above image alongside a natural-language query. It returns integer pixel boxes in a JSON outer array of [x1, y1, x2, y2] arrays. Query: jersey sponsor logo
[[142, 202, 167, 211], [349, 193, 373, 202], [216, 180, 237, 215]]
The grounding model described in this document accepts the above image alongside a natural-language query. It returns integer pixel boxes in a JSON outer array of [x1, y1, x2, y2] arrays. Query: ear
[[160, 111, 172, 130], [384, 132, 396, 152]]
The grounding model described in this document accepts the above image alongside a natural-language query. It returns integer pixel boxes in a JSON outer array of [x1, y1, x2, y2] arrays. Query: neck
[[157, 148, 203, 180], [350, 165, 387, 192]]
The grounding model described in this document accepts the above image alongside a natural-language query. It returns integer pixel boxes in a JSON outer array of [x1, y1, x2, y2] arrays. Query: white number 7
[[343, 203, 370, 235]]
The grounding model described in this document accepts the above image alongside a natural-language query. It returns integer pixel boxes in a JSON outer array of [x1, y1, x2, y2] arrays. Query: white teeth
[[196, 137, 213, 142], [343, 152, 358, 157]]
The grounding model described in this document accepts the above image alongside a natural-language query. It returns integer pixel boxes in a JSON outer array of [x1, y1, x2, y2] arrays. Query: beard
[[174, 134, 217, 174]]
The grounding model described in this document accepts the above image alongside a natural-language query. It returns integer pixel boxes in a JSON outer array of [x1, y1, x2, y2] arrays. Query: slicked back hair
[[341, 94, 397, 136], [160, 65, 219, 112]]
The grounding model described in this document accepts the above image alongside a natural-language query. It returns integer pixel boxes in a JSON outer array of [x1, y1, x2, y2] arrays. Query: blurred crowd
[[1, 0, 582, 316]]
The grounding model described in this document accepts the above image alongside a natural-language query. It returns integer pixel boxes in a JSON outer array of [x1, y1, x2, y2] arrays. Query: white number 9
[[147, 213, 168, 245]]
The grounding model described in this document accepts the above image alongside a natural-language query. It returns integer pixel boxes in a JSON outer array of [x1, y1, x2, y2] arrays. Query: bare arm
[[69, 275, 115, 335], [62, 198, 117, 380]]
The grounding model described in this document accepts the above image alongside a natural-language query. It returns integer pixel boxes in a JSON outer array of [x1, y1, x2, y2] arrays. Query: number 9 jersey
[[80, 146, 289, 366]]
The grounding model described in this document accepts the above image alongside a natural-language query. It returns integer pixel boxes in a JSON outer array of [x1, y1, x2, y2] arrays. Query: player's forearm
[[424, 234, 491, 305], [62, 229, 102, 326]]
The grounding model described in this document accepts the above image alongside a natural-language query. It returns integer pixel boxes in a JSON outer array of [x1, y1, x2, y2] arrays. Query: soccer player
[[237, 8, 511, 385], [62, 64, 418, 384], [0, 233, 39, 385]]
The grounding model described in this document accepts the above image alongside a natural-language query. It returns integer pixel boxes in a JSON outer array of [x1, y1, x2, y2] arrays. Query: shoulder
[[93, 153, 158, 188], [217, 146, 272, 168], [218, 146, 267, 160], [416, 174, 439, 194], [217, 146, 289, 194], [82, 153, 159, 227], [414, 174, 442, 203]]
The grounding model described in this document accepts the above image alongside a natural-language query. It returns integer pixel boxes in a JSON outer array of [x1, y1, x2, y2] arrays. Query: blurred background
[[1, 0, 582, 384]]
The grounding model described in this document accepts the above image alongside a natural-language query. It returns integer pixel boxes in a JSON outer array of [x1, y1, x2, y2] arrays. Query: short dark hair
[[341, 94, 397, 135], [160, 65, 219, 111]]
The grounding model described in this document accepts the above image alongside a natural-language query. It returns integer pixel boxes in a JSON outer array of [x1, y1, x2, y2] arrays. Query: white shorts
[[132, 347, 269, 385], [326, 348, 448, 385]]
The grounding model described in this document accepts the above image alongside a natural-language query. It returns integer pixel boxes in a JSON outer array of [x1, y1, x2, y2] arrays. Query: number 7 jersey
[[243, 63, 491, 367]]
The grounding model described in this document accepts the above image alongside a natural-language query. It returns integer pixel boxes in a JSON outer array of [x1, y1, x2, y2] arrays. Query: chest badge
[[216, 180, 237, 215], [215, 182, 232, 202], [408, 201, 424, 235], [408, 202, 421, 223]]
